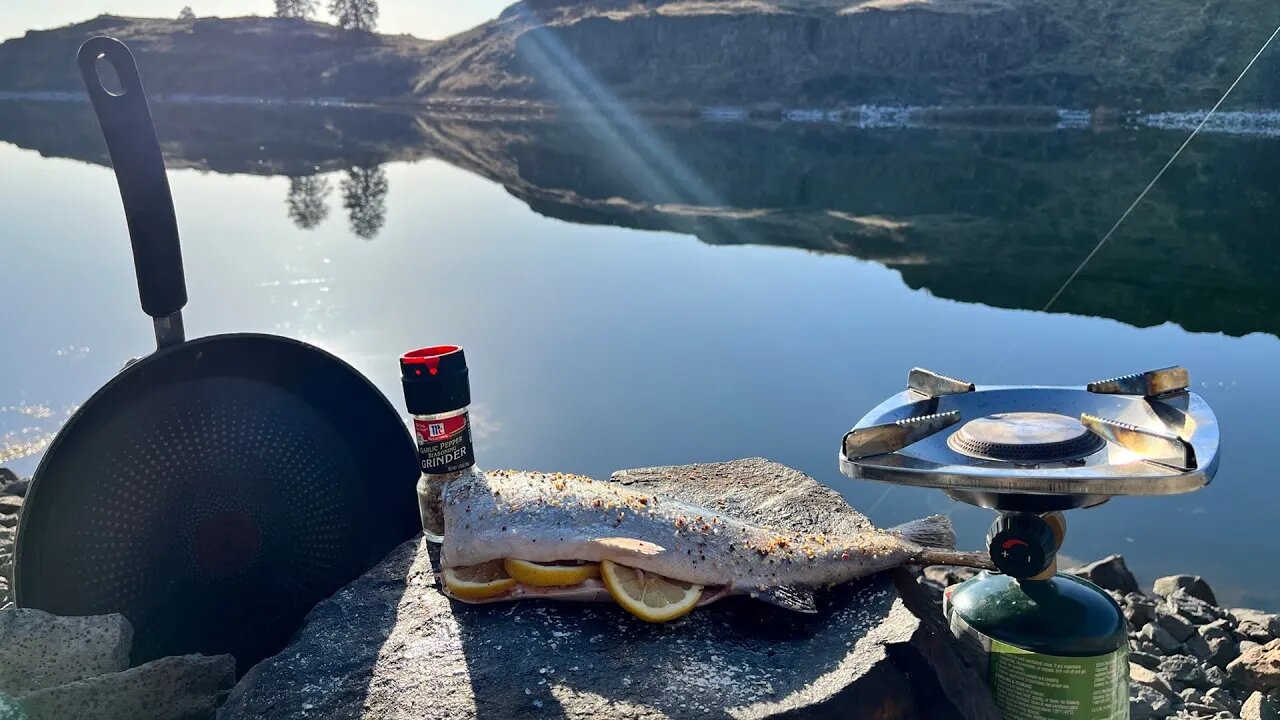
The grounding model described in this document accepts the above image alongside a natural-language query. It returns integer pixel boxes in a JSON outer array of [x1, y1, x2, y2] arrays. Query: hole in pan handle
[[76, 36, 188, 345]]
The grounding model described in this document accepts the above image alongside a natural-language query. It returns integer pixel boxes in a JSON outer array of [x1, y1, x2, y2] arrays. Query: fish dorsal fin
[[890, 514, 956, 550], [591, 537, 666, 556], [751, 585, 818, 614]]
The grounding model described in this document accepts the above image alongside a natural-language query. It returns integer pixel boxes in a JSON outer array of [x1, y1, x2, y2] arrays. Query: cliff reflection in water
[[3, 100, 1278, 337]]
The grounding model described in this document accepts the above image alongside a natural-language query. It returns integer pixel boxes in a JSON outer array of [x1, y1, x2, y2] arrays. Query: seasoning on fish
[[438, 470, 993, 617]]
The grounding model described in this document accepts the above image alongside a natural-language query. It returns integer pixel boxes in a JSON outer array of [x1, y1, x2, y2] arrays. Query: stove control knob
[[986, 513, 1056, 579]]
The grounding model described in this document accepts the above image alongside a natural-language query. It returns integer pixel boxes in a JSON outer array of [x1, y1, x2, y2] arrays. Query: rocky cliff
[[424, 0, 1280, 110], [0, 15, 433, 101], [2, 0, 1279, 110]]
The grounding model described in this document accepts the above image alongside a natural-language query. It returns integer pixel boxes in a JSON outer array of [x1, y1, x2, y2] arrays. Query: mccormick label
[[413, 412, 475, 474]]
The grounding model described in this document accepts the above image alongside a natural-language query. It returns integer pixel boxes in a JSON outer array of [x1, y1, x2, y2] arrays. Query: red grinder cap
[[400, 345, 470, 415]]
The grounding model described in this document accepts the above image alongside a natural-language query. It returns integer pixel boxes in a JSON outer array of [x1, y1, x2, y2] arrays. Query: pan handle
[[78, 37, 187, 347]]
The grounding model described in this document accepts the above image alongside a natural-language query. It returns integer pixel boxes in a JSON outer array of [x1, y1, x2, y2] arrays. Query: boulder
[[1165, 589, 1228, 626], [1131, 684, 1175, 720], [219, 459, 1000, 720], [1201, 619, 1234, 643], [1181, 700, 1225, 717], [1, 479, 27, 498], [1157, 607, 1198, 642], [1132, 638, 1163, 657], [1183, 632, 1212, 662], [1230, 639, 1280, 693], [1234, 610, 1280, 643], [0, 609, 132, 695], [1064, 555, 1140, 595], [1126, 593, 1159, 629], [1160, 655, 1207, 687], [1143, 622, 1183, 654], [1242, 691, 1280, 720], [1153, 576, 1217, 606], [1132, 651, 1164, 671], [1132, 662, 1176, 699], [1204, 636, 1241, 670], [1203, 686, 1242, 714], [16, 654, 234, 720], [0, 496, 20, 516]]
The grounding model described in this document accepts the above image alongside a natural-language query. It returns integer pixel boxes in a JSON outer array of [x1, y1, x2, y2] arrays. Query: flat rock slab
[[219, 458, 997, 720], [17, 653, 234, 720], [0, 609, 132, 695]]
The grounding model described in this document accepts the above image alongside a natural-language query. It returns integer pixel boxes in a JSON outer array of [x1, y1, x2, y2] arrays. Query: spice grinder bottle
[[400, 345, 478, 542]]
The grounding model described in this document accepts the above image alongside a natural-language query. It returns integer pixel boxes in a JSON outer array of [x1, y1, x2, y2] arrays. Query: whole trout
[[439, 470, 991, 611]]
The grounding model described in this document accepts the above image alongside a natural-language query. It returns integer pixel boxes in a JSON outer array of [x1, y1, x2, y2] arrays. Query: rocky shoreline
[[2, 462, 1278, 718], [0, 468, 25, 610]]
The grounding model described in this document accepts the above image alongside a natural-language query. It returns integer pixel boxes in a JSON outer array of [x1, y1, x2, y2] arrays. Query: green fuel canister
[[837, 367, 1222, 720], [944, 513, 1129, 720]]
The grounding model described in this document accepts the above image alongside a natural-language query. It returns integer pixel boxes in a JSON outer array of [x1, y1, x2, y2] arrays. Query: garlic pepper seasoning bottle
[[400, 345, 477, 542]]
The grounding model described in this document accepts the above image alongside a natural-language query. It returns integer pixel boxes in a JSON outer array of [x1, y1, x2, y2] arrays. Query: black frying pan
[[14, 37, 419, 670]]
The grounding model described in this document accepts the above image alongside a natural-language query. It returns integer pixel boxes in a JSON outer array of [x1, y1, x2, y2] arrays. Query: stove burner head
[[948, 412, 1105, 464]]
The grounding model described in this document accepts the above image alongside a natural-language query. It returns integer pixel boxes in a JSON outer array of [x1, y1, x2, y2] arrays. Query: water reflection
[[286, 176, 332, 230], [340, 165, 389, 240], [2, 100, 1277, 336]]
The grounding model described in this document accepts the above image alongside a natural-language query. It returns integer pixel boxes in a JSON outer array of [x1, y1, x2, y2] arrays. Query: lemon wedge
[[503, 558, 601, 587], [600, 559, 702, 622], [442, 560, 517, 600]]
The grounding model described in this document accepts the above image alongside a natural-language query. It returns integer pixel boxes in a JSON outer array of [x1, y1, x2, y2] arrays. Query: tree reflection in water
[[341, 165, 389, 240], [286, 175, 332, 230]]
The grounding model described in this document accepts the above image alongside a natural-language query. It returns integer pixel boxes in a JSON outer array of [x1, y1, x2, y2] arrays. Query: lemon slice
[[600, 560, 702, 622], [503, 558, 601, 587], [442, 560, 517, 600]]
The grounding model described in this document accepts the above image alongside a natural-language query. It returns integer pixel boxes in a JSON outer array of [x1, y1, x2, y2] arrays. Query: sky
[[1, 1, 513, 41]]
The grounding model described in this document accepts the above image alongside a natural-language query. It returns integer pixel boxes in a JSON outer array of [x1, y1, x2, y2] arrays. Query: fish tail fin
[[890, 514, 956, 550], [913, 548, 996, 571]]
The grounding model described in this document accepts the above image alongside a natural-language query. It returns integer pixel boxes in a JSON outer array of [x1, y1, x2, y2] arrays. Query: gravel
[[0, 473, 21, 609]]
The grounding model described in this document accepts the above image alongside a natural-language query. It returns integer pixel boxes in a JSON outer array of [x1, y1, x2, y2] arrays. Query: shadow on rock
[[216, 545, 413, 719]]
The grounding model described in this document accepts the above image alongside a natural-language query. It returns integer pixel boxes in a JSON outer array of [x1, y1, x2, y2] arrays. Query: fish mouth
[[437, 575, 732, 607]]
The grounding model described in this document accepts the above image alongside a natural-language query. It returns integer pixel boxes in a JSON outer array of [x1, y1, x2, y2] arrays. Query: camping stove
[[839, 366, 1221, 720], [839, 366, 1219, 512]]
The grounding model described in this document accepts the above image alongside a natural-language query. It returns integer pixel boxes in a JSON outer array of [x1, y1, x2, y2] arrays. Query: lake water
[[2, 101, 1278, 609]]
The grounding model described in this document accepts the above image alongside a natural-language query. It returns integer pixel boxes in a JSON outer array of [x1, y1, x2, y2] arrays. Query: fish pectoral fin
[[591, 537, 666, 556], [752, 585, 819, 614]]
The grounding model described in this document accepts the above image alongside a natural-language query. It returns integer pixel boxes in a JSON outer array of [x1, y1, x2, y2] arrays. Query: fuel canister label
[[413, 413, 474, 474], [988, 640, 1129, 720]]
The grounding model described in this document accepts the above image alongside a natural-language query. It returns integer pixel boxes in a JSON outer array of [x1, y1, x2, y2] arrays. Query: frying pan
[[14, 37, 420, 670]]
